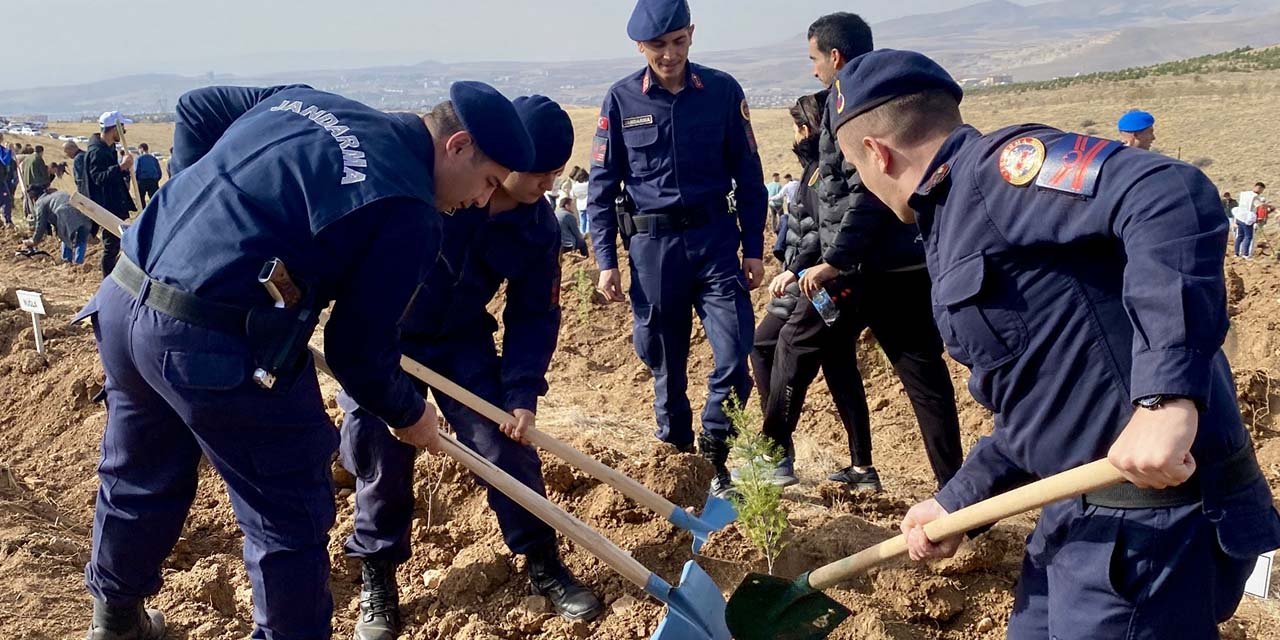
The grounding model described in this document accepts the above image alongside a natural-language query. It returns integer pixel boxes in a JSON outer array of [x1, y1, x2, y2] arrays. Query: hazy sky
[[16, 0, 1036, 89]]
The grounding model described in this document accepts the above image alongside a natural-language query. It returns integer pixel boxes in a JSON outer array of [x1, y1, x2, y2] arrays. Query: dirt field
[[0, 69, 1278, 639]]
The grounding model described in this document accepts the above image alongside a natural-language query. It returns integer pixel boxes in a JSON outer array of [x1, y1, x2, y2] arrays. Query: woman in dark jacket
[[746, 90, 869, 487]]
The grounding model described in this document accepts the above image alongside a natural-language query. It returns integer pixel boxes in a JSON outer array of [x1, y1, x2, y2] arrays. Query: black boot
[[526, 543, 604, 622], [354, 558, 401, 640], [86, 599, 165, 640], [699, 433, 739, 501]]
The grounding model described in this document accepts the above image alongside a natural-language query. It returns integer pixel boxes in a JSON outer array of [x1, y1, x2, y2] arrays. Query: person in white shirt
[[778, 173, 801, 214], [569, 166, 590, 233], [1233, 182, 1265, 258]]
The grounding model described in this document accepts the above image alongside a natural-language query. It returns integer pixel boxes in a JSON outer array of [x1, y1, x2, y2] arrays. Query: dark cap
[[627, 0, 691, 41], [512, 95, 574, 173], [449, 81, 535, 173], [827, 49, 963, 135], [1117, 110, 1155, 133]]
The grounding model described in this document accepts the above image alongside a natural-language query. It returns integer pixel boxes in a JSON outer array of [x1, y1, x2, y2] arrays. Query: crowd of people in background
[[0, 116, 175, 269]]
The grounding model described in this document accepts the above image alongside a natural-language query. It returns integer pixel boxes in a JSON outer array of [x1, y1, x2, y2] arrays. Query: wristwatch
[[1135, 394, 1186, 409]]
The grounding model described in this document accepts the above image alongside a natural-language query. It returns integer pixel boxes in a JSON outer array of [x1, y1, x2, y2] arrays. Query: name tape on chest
[[1034, 134, 1122, 197], [622, 115, 655, 129], [269, 99, 367, 185]]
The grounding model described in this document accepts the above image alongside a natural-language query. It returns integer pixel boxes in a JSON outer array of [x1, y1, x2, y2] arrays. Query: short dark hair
[[771, 172, 780, 178], [1257, 182, 1267, 189], [808, 12, 874, 62], [425, 100, 464, 138], [34, 145, 43, 153], [557, 195, 573, 209], [783, 173, 793, 180], [840, 89, 963, 155], [139, 143, 149, 151]]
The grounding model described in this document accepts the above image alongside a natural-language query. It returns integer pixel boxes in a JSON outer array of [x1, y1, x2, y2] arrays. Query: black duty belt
[[1084, 444, 1261, 509], [111, 256, 248, 335], [633, 204, 724, 234]]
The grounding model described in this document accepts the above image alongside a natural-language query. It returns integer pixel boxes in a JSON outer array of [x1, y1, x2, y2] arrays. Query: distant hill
[[1, 0, 1277, 116]]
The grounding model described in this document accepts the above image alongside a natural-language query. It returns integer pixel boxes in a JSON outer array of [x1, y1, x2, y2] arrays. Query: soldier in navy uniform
[[76, 81, 534, 640], [588, 0, 768, 498], [337, 95, 604, 640], [828, 49, 1280, 638], [1117, 109, 1156, 150]]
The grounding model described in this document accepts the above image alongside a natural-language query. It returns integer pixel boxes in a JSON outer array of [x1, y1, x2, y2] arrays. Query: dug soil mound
[[0, 223, 1277, 638]]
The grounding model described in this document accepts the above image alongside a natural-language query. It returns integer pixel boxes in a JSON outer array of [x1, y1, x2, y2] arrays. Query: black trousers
[[102, 231, 121, 279], [750, 268, 964, 487], [137, 178, 160, 207]]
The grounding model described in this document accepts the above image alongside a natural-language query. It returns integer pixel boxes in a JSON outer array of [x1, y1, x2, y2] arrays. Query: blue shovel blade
[[649, 561, 731, 640], [670, 494, 739, 554]]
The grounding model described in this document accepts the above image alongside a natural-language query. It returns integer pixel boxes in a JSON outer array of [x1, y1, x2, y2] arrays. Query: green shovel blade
[[725, 572, 851, 640]]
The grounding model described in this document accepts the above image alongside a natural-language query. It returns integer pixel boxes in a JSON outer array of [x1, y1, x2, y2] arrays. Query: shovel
[[70, 193, 124, 238], [725, 459, 1126, 640], [313, 348, 731, 640], [399, 355, 736, 554]]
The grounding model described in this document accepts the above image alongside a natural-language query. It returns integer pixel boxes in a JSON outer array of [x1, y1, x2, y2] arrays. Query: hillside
[[3, 0, 1278, 116], [0, 64, 1277, 639]]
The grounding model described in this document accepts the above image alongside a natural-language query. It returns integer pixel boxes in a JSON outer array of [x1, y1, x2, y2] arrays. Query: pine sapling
[[573, 267, 593, 323], [724, 392, 790, 575]]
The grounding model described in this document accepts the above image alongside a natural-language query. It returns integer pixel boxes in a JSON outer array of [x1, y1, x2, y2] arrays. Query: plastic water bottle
[[798, 269, 841, 326]]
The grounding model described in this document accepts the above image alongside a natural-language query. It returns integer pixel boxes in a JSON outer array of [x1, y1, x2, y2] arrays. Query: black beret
[[828, 49, 963, 135], [512, 95, 574, 173], [449, 81, 535, 173]]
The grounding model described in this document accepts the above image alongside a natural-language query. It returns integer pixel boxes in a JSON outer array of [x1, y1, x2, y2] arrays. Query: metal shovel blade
[[671, 493, 739, 554], [725, 571, 851, 640], [649, 560, 731, 640]]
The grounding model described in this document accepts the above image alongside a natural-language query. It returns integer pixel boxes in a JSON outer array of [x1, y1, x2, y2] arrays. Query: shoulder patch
[[740, 99, 751, 122], [597, 115, 609, 132], [1035, 134, 1122, 197], [997, 137, 1045, 187], [590, 135, 608, 167], [744, 121, 758, 154]]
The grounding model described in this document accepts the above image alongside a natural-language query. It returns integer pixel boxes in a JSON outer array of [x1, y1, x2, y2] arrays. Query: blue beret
[[448, 81, 535, 173], [512, 95, 574, 173], [828, 49, 963, 135], [627, 0, 690, 41], [1117, 110, 1155, 133]]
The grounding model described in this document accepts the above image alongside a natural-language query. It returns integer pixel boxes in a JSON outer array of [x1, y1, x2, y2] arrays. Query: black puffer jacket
[[813, 120, 923, 273], [767, 160, 821, 320]]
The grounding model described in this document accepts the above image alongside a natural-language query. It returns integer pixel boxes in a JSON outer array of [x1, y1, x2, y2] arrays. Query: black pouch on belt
[[245, 304, 320, 389]]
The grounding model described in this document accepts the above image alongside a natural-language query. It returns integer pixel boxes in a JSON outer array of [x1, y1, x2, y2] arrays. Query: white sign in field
[[16, 290, 45, 315], [1245, 551, 1275, 599], [15, 290, 47, 355]]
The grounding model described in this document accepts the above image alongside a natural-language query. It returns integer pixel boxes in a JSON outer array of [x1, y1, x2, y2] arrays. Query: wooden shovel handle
[[70, 193, 124, 239], [808, 459, 1125, 591], [312, 348, 654, 590], [399, 356, 681, 519]]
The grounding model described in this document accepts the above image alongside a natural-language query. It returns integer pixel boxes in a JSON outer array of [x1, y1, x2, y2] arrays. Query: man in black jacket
[[771, 12, 963, 491], [87, 111, 138, 277]]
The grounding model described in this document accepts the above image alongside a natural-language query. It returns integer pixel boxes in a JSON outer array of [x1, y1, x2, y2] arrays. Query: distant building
[[980, 75, 1014, 86]]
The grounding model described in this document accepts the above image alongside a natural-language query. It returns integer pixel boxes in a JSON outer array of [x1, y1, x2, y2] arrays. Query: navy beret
[[828, 49, 963, 135], [627, 0, 690, 41], [1117, 110, 1155, 133], [449, 81, 535, 173], [512, 95, 574, 173]]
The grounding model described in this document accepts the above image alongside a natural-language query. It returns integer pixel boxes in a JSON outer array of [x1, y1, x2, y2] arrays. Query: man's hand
[[900, 498, 963, 561], [119, 154, 134, 172], [743, 258, 765, 290], [769, 271, 798, 298], [388, 403, 441, 453], [799, 262, 839, 298], [499, 408, 536, 445], [597, 268, 625, 303], [1107, 399, 1197, 489]]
